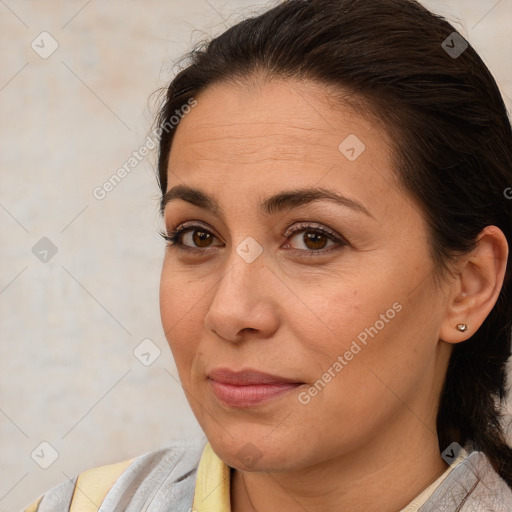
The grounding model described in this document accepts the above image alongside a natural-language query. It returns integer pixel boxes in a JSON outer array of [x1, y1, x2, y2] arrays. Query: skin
[[159, 77, 508, 512]]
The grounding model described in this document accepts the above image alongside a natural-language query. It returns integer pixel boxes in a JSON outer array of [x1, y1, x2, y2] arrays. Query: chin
[[208, 432, 307, 473]]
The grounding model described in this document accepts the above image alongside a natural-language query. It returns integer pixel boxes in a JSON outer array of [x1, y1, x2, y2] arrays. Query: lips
[[207, 368, 304, 408], [208, 368, 302, 385]]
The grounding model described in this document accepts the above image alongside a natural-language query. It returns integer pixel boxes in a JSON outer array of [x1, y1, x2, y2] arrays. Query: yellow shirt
[[192, 442, 231, 511], [192, 443, 465, 512]]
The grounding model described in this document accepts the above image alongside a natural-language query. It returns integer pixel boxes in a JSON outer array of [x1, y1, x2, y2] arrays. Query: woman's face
[[159, 78, 452, 472]]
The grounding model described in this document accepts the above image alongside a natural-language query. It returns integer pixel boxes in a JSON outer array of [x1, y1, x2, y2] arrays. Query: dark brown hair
[[154, 0, 512, 486]]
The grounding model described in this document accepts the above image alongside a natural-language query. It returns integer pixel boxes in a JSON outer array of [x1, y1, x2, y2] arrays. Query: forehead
[[168, 78, 392, 171], [162, 79, 431, 247], [164, 79, 403, 227]]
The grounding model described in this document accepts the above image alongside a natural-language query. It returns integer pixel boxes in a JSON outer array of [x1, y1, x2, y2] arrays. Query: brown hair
[[154, 0, 512, 486]]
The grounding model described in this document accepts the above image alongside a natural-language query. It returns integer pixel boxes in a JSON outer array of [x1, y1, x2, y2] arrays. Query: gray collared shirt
[[24, 437, 512, 511]]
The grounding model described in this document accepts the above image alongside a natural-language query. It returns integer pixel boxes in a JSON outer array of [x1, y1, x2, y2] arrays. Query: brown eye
[[160, 223, 223, 252], [287, 230, 334, 251], [161, 221, 347, 256], [302, 232, 329, 250], [282, 222, 349, 256], [191, 230, 214, 247]]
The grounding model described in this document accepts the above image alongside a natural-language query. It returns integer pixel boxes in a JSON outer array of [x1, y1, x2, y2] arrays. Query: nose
[[203, 248, 279, 343]]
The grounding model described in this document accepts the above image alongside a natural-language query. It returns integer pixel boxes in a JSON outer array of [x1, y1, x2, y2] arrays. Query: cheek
[[309, 283, 438, 422], [294, 280, 383, 357], [294, 276, 410, 396], [159, 265, 206, 370], [160, 259, 206, 324]]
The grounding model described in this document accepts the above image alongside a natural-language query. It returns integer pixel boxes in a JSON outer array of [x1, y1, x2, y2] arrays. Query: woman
[[23, 0, 512, 510]]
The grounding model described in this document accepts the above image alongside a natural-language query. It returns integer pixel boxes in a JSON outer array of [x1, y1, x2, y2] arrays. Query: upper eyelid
[[284, 221, 340, 239], [168, 221, 345, 246], [169, 220, 339, 236]]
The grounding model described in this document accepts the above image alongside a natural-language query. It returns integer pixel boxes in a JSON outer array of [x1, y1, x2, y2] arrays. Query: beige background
[[1, 0, 511, 510]]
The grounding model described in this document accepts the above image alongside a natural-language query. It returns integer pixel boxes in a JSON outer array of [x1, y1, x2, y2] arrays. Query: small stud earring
[[456, 323, 468, 332]]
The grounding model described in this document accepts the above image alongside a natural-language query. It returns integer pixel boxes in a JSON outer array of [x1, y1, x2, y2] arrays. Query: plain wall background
[[1, 0, 511, 510]]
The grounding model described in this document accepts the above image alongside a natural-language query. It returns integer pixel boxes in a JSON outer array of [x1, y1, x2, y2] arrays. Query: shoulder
[[420, 449, 512, 511], [22, 436, 206, 512]]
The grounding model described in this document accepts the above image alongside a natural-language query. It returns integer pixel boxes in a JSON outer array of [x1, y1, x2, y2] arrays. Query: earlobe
[[439, 225, 509, 345]]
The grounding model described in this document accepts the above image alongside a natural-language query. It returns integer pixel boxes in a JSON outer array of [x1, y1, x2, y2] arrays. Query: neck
[[230, 416, 449, 512]]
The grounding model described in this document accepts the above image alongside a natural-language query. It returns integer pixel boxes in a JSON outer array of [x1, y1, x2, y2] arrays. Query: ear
[[439, 225, 509, 344]]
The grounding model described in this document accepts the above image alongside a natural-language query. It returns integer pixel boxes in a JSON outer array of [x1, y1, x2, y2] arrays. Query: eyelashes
[[159, 225, 218, 251], [159, 221, 349, 257]]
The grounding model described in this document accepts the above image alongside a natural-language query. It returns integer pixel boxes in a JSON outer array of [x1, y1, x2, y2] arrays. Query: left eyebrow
[[160, 184, 374, 219]]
